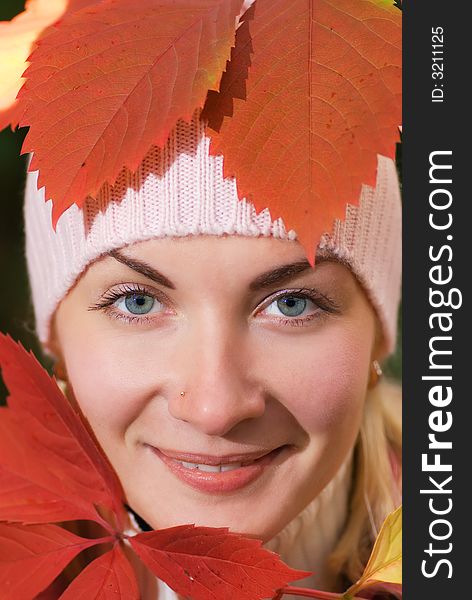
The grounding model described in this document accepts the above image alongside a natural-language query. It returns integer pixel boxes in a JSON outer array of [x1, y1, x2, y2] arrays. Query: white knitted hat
[[24, 112, 401, 355]]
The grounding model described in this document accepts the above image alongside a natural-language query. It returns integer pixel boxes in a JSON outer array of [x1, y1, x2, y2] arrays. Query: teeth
[[181, 461, 198, 470], [196, 464, 221, 473], [178, 461, 245, 472], [221, 463, 242, 472]]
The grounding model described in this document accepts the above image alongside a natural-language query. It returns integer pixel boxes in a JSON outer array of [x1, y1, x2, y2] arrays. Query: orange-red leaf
[[60, 544, 139, 599], [0, 460, 101, 525], [17, 0, 244, 225], [130, 524, 310, 600], [0, 522, 105, 599], [0, 333, 126, 527], [204, 0, 402, 262]]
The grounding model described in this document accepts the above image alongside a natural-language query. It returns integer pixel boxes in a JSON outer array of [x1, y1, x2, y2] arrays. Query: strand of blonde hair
[[329, 378, 402, 582]]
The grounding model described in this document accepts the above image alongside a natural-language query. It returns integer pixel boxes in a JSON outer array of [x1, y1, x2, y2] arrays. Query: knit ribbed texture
[[24, 112, 401, 354]]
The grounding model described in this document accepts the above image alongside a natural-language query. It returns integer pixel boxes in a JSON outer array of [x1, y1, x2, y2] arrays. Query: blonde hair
[[329, 377, 402, 583]]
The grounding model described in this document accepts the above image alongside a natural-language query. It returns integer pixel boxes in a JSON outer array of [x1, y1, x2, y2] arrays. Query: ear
[[371, 315, 388, 364]]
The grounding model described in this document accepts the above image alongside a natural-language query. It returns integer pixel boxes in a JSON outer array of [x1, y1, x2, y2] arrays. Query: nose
[[167, 322, 266, 436]]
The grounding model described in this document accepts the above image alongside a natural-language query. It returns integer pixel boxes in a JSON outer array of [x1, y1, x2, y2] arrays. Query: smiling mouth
[[148, 446, 290, 493]]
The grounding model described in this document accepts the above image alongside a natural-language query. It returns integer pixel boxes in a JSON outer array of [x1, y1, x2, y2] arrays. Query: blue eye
[[124, 293, 155, 314], [114, 292, 163, 316], [263, 294, 316, 319], [276, 296, 307, 317]]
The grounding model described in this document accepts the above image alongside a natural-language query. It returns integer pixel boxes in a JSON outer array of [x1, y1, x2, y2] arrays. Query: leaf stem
[[92, 509, 116, 535], [90, 535, 115, 546]]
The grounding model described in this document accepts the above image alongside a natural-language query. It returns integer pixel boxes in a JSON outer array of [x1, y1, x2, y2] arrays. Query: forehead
[[85, 235, 357, 291], [52, 234, 381, 359]]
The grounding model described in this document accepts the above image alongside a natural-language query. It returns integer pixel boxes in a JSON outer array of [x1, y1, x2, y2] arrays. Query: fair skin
[[51, 236, 381, 550]]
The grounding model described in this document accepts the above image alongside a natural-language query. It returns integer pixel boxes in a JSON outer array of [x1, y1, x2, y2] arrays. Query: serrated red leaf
[[130, 524, 310, 600], [60, 543, 140, 599], [0, 408, 113, 526], [16, 0, 244, 224], [0, 522, 108, 599], [204, 0, 401, 262], [0, 333, 126, 528], [0, 462, 100, 525]]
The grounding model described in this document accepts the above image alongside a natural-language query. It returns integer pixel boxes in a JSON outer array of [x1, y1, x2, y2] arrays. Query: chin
[[133, 499, 288, 543]]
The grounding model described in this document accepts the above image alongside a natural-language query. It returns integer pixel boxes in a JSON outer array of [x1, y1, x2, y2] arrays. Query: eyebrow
[[108, 250, 330, 291], [108, 250, 175, 289], [249, 258, 326, 290]]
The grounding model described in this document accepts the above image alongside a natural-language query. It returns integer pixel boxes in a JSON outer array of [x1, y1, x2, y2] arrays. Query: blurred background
[[0, 1, 401, 405], [1, 3, 48, 407]]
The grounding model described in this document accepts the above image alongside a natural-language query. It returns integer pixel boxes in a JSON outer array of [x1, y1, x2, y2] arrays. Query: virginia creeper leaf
[[204, 0, 402, 262], [60, 543, 140, 599], [0, 522, 107, 599], [0, 408, 117, 526], [0, 334, 315, 599], [0, 0, 67, 130], [130, 524, 311, 600], [15, 0, 244, 225], [0, 461, 102, 525], [0, 333, 126, 527], [344, 506, 402, 599]]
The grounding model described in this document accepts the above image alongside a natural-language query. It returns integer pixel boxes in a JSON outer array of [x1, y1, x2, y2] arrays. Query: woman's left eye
[[261, 293, 319, 321], [114, 292, 163, 316]]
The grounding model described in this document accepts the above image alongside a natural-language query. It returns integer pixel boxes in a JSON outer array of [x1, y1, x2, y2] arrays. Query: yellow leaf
[[345, 506, 402, 598], [0, 0, 67, 126]]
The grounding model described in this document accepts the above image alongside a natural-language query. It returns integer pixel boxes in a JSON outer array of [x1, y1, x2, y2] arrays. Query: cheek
[[257, 323, 372, 433], [59, 328, 153, 432]]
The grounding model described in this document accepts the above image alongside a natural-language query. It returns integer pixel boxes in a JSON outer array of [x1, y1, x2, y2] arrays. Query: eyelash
[[258, 288, 340, 327], [88, 283, 171, 325], [88, 284, 340, 327]]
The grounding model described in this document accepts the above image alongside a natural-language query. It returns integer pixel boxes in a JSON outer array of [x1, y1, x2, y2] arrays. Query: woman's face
[[52, 236, 380, 541]]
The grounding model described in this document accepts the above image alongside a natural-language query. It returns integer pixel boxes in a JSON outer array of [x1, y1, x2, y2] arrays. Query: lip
[[149, 446, 287, 493]]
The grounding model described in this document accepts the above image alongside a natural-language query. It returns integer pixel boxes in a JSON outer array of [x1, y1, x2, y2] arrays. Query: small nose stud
[[180, 391, 186, 397]]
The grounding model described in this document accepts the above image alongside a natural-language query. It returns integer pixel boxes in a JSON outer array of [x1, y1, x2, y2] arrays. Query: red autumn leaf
[[14, 0, 244, 225], [0, 333, 310, 599], [130, 525, 310, 600], [60, 544, 140, 599], [0, 407, 117, 527], [0, 333, 126, 529], [203, 0, 402, 262], [0, 522, 108, 599], [66, 0, 105, 11], [0, 461, 101, 525]]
